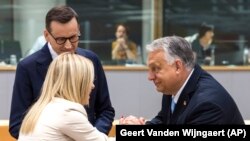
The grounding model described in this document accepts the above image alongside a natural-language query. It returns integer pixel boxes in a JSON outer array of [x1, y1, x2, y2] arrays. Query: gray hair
[[146, 36, 195, 70]]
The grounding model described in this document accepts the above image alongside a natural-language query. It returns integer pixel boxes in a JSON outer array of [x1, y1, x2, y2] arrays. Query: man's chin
[[156, 87, 163, 93], [156, 87, 169, 94]]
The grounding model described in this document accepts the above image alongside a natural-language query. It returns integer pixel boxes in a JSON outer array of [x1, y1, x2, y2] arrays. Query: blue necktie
[[171, 98, 176, 113]]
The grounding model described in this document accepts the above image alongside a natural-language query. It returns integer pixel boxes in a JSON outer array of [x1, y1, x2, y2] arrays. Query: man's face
[[147, 50, 180, 95], [44, 17, 80, 55]]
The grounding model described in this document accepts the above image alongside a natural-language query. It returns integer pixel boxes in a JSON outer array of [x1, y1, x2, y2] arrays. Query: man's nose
[[64, 39, 73, 49], [148, 72, 155, 81]]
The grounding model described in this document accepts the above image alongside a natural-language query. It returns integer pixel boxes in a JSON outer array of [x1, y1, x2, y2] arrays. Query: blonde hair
[[20, 52, 94, 134]]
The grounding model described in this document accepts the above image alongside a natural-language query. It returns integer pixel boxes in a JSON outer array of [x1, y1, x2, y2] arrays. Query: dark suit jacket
[[146, 64, 244, 125], [9, 44, 115, 138]]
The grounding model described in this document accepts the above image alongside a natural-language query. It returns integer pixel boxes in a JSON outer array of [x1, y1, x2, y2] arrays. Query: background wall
[[13, 0, 65, 56], [1, 68, 250, 120]]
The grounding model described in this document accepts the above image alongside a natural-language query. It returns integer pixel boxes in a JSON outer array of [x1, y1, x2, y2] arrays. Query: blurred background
[[0, 0, 250, 66]]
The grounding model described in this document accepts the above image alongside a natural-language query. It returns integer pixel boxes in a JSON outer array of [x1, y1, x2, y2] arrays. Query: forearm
[[112, 44, 121, 60], [9, 64, 33, 138], [95, 65, 115, 134], [124, 47, 136, 60]]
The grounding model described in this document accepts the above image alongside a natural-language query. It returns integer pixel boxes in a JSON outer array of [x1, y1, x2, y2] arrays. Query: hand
[[119, 115, 146, 125], [117, 37, 126, 47]]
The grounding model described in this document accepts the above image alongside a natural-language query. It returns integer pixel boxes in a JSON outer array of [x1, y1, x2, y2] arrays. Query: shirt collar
[[48, 42, 58, 59], [172, 68, 194, 104]]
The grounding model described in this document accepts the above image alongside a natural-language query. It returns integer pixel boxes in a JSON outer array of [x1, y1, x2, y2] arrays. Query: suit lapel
[[36, 44, 53, 79], [170, 95, 189, 124], [170, 65, 203, 124]]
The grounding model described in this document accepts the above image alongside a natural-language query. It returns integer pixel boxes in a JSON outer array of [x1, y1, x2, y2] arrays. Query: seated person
[[187, 23, 215, 65], [18, 53, 115, 141], [26, 35, 46, 56], [112, 24, 137, 63], [119, 36, 244, 125]]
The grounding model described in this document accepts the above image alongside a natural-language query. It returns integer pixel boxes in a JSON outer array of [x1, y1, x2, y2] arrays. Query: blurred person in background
[[26, 35, 46, 56], [185, 23, 215, 65], [112, 24, 137, 63]]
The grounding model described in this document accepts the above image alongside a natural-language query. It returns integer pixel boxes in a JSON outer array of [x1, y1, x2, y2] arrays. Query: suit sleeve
[[9, 63, 34, 139], [91, 57, 115, 134], [186, 102, 224, 124], [146, 95, 167, 125], [60, 109, 115, 141]]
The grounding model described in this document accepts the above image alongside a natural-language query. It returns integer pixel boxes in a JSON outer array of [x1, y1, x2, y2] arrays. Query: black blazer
[[147, 65, 244, 125], [9, 44, 115, 138]]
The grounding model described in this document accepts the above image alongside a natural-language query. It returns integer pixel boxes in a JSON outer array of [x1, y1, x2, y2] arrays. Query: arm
[[112, 38, 137, 60], [111, 41, 122, 60], [61, 109, 115, 141], [9, 63, 34, 139], [124, 47, 136, 60], [124, 41, 137, 60], [186, 102, 224, 124], [146, 95, 168, 125], [91, 58, 115, 134], [146, 112, 164, 125]]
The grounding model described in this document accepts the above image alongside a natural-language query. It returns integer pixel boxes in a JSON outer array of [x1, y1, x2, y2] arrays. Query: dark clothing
[[9, 44, 115, 138], [146, 64, 244, 125], [192, 39, 211, 65]]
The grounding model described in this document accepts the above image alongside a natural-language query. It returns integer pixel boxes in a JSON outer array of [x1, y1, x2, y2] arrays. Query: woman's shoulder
[[49, 98, 86, 115]]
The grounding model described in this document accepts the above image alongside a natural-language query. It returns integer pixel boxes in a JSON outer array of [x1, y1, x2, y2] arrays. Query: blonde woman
[[10, 6, 114, 139], [18, 53, 115, 141]]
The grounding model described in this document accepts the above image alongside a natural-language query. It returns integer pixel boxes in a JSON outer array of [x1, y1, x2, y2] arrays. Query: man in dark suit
[[120, 36, 244, 125], [9, 5, 115, 139]]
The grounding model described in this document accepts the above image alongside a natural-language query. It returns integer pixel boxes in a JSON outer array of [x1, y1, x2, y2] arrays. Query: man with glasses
[[9, 5, 115, 139]]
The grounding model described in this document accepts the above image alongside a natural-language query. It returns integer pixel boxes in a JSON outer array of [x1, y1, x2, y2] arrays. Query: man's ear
[[174, 59, 183, 73], [44, 30, 49, 42]]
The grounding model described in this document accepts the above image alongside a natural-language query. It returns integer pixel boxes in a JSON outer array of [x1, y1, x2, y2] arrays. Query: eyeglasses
[[48, 32, 81, 45]]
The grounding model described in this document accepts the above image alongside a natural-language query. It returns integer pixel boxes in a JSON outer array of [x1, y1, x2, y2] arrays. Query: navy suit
[[147, 65, 244, 125], [9, 44, 115, 138]]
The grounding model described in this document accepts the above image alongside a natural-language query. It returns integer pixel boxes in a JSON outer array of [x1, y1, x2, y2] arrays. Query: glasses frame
[[48, 31, 81, 45]]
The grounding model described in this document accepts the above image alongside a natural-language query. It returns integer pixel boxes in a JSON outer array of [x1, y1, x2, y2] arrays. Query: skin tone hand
[[117, 37, 126, 46], [112, 37, 127, 54], [112, 37, 136, 60], [119, 115, 146, 125], [116, 37, 128, 50], [112, 35, 136, 60]]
